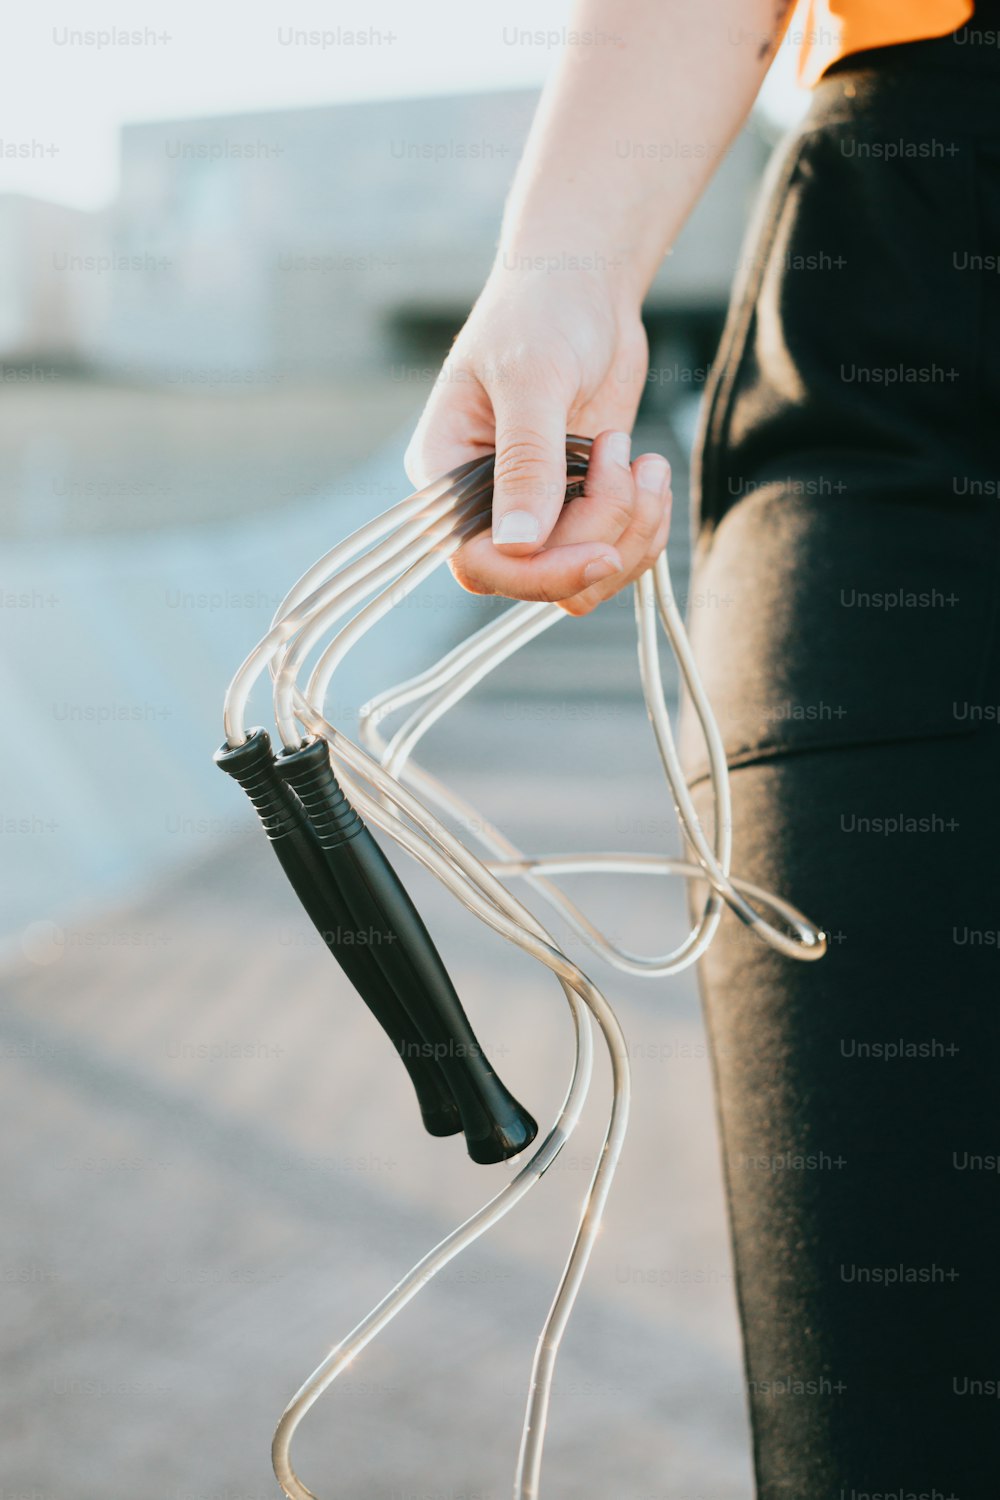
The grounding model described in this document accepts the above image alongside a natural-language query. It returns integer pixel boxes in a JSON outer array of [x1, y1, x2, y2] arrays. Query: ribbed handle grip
[[214, 729, 462, 1139], [275, 738, 537, 1165]]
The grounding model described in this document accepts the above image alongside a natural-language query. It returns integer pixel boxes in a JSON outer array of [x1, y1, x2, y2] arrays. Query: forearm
[[498, 0, 795, 305]]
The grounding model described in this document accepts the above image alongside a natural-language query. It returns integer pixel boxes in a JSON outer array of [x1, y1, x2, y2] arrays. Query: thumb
[[488, 381, 569, 554]]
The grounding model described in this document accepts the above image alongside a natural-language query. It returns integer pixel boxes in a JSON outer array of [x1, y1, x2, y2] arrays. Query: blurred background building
[[4, 89, 770, 389]]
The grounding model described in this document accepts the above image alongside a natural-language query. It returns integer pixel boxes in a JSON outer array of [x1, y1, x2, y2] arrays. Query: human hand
[[404, 267, 671, 616]]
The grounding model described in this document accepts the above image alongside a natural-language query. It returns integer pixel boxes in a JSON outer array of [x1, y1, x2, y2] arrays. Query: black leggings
[[682, 39, 1000, 1500]]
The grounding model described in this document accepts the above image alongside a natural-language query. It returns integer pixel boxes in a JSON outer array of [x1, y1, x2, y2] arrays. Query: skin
[[405, 0, 798, 614]]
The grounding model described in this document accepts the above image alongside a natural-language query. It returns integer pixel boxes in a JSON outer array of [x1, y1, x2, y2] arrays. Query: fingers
[[403, 365, 671, 610], [452, 535, 623, 603], [450, 427, 638, 601], [546, 428, 638, 548], [404, 355, 577, 570], [559, 452, 672, 616], [488, 375, 570, 554], [447, 431, 671, 607]]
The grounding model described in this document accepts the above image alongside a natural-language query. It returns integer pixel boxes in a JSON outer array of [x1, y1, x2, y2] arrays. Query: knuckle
[[635, 492, 668, 546], [493, 435, 560, 504], [491, 343, 562, 390], [592, 489, 635, 536], [639, 522, 663, 560], [651, 514, 671, 555], [637, 515, 662, 553]]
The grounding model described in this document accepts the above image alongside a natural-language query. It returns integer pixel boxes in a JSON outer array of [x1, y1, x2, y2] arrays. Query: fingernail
[[636, 456, 670, 494], [493, 510, 541, 545], [606, 431, 631, 469], [582, 555, 623, 586]]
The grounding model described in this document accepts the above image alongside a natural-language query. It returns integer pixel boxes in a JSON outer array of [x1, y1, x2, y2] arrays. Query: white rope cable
[[220, 438, 826, 1500]]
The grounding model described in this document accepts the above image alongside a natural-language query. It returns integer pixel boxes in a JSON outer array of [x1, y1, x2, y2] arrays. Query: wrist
[[496, 161, 669, 313], [486, 235, 646, 325]]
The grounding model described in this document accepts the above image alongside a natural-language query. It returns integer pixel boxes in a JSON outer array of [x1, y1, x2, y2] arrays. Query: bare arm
[[501, 0, 793, 301], [406, 0, 796, 612]]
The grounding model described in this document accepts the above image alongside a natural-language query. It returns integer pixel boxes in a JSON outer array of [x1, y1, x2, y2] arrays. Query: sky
[[0, 0, 807, 213]]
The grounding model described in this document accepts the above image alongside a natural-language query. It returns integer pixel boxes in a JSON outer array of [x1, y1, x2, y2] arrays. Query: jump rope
[[214, 435, 827, 1499]]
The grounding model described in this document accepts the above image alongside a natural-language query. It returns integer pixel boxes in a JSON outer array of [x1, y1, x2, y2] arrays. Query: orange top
[[796, 0, 975, 86]]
